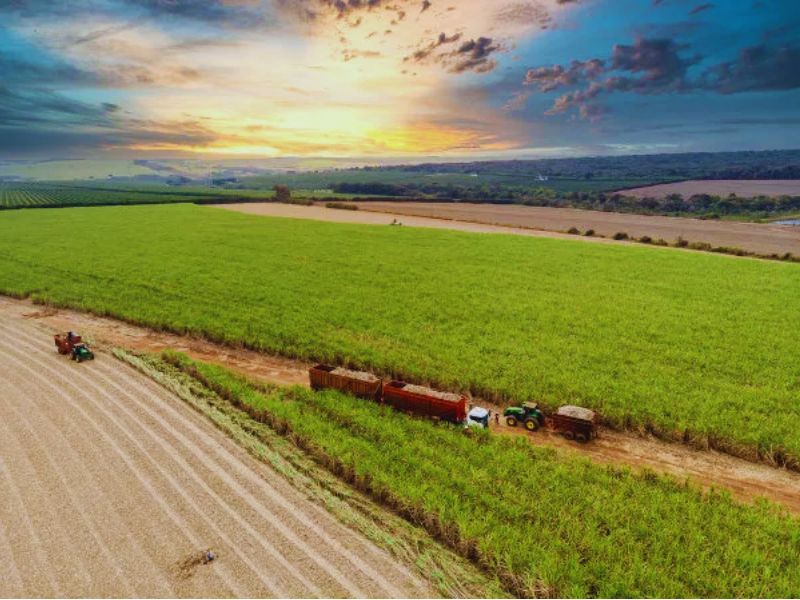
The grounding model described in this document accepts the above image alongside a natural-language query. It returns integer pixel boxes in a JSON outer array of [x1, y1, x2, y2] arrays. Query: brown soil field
[[0, 304, 433, 598], [351, 201, 800, 257], [214, 201, 800, 257], [7, 296, 800, 517], [621, 179, 800, 198]]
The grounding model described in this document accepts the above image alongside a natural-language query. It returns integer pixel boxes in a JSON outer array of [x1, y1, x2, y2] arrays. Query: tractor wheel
[[524, 418, 539, 432], [575, 433, 588, 443], [505, 416, 518, 427], [563, 431, 575, 441]]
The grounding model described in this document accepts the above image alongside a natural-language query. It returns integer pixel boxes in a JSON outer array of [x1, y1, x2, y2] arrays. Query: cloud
[[123, 0, 272, 28], [689, 3, 713, 15], [522, 36, 701, 119], [0, 50, 101, 86], [701, 43, 800, 93], [450, 37, 501, 73], [405, 34, 502, 73], [0, 87, 115, 129]]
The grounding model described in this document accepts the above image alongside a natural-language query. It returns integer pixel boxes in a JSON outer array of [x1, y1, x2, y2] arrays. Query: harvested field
[[7, 296, 800, 516], [212, 201, 605, 243], [0, 309, 432, 598], [621, 179, 800, 198], [343, 201, 800, 257]]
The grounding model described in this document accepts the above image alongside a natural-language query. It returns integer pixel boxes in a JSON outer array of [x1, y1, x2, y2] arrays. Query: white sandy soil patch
[[0, 311, 432, 598]]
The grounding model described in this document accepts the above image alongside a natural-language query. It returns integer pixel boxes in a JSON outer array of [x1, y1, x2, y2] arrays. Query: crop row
[[0, 182, 277, 209], [0, 204, 798, 464], [164, 352, 800, 598]]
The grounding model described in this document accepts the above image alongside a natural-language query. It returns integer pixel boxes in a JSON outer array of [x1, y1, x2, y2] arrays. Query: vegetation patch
[[114, 348, 502, 598], [0, 204, 798, 467], [162, 351, 800, 598]]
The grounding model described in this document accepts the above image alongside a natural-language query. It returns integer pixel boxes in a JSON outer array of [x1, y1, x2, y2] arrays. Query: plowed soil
[[0, 304, 432, 598], [5, 296, 800, 518], [351, 202, 800, 257], [622, 179, 800, 198]]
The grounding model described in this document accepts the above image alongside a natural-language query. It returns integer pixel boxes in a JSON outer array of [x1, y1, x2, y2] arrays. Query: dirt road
[[5, 297, 800, 517], [622, 179, 800, 198], [0, 307, 432, 598]]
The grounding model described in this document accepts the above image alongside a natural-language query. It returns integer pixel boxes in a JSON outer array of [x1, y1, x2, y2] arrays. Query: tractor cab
[[71, 343, 95, 363], [503, 402, 545, 431]]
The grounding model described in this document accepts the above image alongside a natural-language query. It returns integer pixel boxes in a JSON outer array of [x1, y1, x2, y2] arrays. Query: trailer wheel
[[575, 433, 588, 443], [524, 418, 539, 432], [563, 431, 575, 441], [505, 416, 518, 427]]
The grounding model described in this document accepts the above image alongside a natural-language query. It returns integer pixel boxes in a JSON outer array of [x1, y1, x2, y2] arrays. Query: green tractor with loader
[[503, 402, 545, 431]]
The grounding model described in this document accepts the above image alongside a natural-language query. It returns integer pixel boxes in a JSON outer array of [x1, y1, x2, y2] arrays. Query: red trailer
[[308, 364, 383, 400], [382, 380, 467, 423], [54, 332, 83, 355], [551, 405, 597, 443]]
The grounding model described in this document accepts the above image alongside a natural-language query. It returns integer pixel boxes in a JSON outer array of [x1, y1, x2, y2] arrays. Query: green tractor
[[71, 343, 95, 363], [503, 402, 545, 431]]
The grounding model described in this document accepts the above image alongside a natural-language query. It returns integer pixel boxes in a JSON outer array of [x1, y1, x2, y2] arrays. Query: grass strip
[[163, 351, 800, 598]]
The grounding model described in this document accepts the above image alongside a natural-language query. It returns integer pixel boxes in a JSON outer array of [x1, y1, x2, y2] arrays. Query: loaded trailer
[[308, 364, 488, 427], [550, 405, 597, 442], [382, 380, 467, 424], [309, 364, 382, 400]]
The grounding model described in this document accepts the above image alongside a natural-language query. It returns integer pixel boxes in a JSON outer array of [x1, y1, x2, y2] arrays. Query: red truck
[[308, 365, 471, 424], [382, 380, 468, 424], [309, 364, 382, 400]]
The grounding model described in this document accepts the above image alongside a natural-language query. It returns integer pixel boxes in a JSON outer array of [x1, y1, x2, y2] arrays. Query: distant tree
[[273, 184, 291, 203]]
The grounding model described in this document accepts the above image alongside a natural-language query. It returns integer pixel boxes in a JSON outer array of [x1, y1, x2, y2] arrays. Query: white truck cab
[[467, 406, 490, 428]]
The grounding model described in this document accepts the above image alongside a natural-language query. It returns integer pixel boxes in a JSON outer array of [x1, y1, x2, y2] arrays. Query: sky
[[1, 0, 799, 160]]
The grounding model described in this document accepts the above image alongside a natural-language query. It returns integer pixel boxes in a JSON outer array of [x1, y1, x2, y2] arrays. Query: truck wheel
[[505, 416, 517, 427], [563, 431, 575, 441], [575, 433, 588, 443], [524, 418, 539, 431]]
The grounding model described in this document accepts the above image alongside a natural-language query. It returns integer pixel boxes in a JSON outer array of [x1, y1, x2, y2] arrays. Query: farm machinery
[[503, 402, 545, 431], [309, 364, 490, 427], [505, 402, 597, 442], [308, 363, 597, 441], [54, 332, 95, 362]]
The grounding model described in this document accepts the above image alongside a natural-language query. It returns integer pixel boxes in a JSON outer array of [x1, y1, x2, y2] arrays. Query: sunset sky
[[2, 0, 798, 159]]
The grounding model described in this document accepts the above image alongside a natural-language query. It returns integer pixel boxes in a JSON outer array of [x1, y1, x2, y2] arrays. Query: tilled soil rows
[[0, 309, 432, 598]]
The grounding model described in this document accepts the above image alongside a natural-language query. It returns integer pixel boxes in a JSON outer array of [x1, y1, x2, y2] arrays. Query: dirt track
[[5, 297, 800, 517], [213, 202, 800, 257], [622, 179, 800, 198], [0, 306, 432, 598]]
